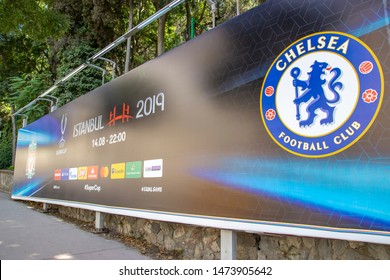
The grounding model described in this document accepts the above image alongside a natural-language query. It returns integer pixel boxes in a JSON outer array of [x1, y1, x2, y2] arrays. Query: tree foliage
[[0, 128, 12, 169], [0, 0, 69, 41], [8, 72, 53, 120], [54, 42, 103, 106], [0, 102, 12, 169]]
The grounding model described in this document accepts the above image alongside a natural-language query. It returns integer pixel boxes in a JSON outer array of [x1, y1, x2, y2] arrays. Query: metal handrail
[[11, 0, 185, 117]]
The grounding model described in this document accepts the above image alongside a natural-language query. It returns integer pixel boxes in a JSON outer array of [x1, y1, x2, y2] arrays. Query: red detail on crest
[[265, 109, 276, 121], [362, 89, 378, 103], [359, 61, 373, 74], [265, 86, 274, 97]]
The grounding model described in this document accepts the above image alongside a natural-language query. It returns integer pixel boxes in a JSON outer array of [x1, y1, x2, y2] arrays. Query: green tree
[[0, 0, 69, 41], [0, 124, 12, 169], [54, 42, 103, 107], [0, 0, 69, 167], [0, 34, 53, 167], [0, 102, 12, 169], [8, 72, 53, 120]]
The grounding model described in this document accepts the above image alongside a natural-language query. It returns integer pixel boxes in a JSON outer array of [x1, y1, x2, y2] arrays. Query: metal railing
[[11, 0, 186, 119]]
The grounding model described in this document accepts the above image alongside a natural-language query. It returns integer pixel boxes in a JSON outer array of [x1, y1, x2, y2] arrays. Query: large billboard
[[13, 0, 390, 244]]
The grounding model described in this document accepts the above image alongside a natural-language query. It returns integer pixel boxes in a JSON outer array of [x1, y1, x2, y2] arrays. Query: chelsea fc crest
[[260, 31, 384, 158]]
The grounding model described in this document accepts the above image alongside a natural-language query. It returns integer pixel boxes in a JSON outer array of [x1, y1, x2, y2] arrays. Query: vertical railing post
[[95, 211, 105, 232], [221, 229, 237, 260]]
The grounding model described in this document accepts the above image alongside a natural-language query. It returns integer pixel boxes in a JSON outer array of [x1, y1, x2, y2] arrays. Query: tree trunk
[[185, 0, 192, 41], [157, 14, 167, 56], [153, 0, 170, 56], [125, 0, 134, 73]]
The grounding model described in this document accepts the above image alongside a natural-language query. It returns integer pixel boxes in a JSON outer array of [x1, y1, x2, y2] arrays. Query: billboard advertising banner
[[13, 0, 390, 244]]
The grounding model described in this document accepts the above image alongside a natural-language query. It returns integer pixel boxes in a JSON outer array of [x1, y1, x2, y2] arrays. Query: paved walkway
[[0, 192, 150, 260]]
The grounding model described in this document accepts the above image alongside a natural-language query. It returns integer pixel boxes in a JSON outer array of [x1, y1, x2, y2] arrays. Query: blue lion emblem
[[291, 61, 343, 127]]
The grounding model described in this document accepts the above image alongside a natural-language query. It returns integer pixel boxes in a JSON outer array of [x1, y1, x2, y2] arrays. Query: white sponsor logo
[[143, 159, 163, 178], [69, 168, 78, 180]]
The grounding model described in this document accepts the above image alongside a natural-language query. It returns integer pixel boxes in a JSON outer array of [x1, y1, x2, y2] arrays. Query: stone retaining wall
[[56, 205, 390, 260], [4, 170, 390, 259], [0, 170, 13, 193]]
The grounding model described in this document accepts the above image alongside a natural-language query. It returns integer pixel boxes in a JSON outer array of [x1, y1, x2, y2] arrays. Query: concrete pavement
[[0, 192, 150, 260]]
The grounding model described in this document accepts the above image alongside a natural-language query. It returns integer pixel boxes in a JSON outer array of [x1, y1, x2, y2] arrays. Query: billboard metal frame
[[11, 0, 390, 250]]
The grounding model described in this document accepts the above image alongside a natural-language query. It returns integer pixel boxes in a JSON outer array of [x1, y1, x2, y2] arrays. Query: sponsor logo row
[[54, 159, 163, 181]]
